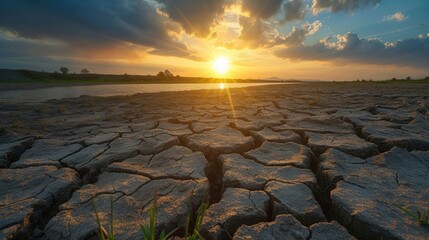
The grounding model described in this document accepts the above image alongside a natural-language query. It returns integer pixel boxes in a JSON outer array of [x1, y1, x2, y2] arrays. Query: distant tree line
[[55, 67, 181, 78], [60, 66, 69, 74], [81, 68, 90, 74], [355, 76, 429, 82], [157, 69, 179, 78], [55, 67, 90, 75]]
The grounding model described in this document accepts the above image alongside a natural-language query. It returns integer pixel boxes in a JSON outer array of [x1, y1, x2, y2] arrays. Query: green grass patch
[[92, 196, 208, 240], [185, 200, 209, 240], [140, 203, 178, 240], [395, 204, 429, 226]]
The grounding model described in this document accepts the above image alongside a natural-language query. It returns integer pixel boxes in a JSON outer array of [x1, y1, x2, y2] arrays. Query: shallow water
[[0, 82, 294, 103]]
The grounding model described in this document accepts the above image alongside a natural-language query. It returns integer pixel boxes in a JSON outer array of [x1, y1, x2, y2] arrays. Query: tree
[[157, 71, 165, 77], [81, 68, 90, 74], [391, 78, 397, 81], [60, 66, 69, 74], [406, 76, 411, 80], [425, 76, 429, 80], [163, 69, 173, 77]]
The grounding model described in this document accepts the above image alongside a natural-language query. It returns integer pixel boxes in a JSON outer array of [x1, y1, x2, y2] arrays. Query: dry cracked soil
[[0, 83, 428, 240]]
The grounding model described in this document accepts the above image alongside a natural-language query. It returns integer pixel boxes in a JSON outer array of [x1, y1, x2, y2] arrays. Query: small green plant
[[140, 203, 178, 240], [395, 204, 429, 226], [92, 196, 208, 240], [92, 197, 114, 240], [185, 200, 209, 240]]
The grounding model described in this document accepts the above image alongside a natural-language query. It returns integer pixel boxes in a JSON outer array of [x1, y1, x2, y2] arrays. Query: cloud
[[303, 20, 323, 35], [222, 18, 322, 50], [383, 12, 407, 22], [274, 32, 429, 68], [281, 27, 308, 45], [312, 0, 381, 14], [283, 0, 307, 22], [277, 21, 322, 45], [418, 33, 429, 39], [157, 0, 231, 38], [241, 0, 284, 20], [223, 15, 276, 49], [0, 0, 201, 61], [237, 16, 270, 48]]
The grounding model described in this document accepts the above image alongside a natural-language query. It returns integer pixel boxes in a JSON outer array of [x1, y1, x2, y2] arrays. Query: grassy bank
[[1, 70, 289, 84], [341, 78, 429, 84]]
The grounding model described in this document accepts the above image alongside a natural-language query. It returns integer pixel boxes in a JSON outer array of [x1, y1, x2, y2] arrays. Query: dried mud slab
[[43, 172, 208, 239], [0, 83, 428, 239], [317, 148, 429, 239], [0, 166, 80, 239]]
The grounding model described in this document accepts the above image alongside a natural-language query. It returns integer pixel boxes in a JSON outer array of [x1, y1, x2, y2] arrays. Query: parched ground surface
[[0, 83, 429, 240]]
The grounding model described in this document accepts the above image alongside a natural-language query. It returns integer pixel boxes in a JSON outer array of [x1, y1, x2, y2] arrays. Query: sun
[[213, 57, 230, 75]]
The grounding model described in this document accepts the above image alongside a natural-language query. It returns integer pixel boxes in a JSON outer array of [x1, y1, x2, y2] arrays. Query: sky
[[0, 0, 428, 81]]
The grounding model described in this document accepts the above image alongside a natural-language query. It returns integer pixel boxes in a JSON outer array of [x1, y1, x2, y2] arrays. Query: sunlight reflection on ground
[[219, 82, 225, 90]]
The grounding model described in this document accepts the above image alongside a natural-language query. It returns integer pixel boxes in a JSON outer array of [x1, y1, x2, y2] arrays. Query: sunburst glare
[[213, 57, 230, 75]]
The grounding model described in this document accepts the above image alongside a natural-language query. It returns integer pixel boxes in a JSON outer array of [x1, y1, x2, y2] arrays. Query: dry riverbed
[[1, 83, 429, 239]]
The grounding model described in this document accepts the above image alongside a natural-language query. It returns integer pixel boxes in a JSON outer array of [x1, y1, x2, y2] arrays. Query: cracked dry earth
[[1, 83, 429, 240]]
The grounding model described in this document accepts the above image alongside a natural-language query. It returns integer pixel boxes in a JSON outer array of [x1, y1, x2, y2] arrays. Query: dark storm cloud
[[283, 0, 307, 22], [274, 32, 429, 68], [157, 0, 231, 37], [0, 0, 201, 60], [241, 0, 284, 20], [312, 0, 381, 14]]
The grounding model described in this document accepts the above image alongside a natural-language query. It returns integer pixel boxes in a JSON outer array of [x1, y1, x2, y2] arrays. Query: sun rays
[[213, 57, 231, 75]]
